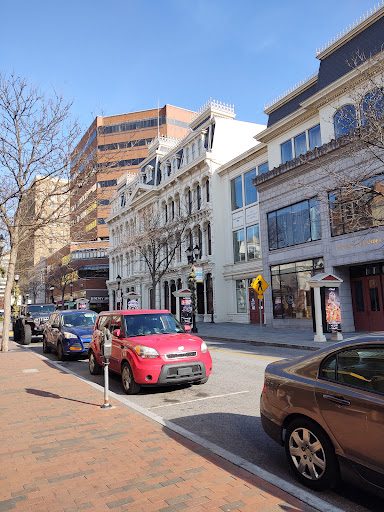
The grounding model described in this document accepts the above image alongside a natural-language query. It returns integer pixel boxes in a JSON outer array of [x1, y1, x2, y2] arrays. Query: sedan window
[[320, 346, 384, 394]]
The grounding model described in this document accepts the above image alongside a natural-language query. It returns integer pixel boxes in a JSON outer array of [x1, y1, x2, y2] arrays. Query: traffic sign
[[257, 294, 263, 300], [251, 275, 269, 295]]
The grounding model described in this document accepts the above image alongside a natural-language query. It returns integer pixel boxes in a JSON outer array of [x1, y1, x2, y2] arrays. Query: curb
[[202, 335, 324, 351]]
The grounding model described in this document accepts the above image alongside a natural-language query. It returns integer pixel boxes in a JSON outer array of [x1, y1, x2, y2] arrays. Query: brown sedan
[[260, 338, 384, 494]]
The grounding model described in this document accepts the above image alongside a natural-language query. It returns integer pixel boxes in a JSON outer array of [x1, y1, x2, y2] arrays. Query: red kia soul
[[88, 310, 212, 394]]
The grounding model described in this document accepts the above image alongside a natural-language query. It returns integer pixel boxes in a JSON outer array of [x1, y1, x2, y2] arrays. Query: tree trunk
[[1, 241, 19, 352]]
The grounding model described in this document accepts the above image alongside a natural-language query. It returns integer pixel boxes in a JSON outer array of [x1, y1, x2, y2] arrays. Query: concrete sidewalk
[[0, 340, 321, 512], [195, 322, 378, 351]]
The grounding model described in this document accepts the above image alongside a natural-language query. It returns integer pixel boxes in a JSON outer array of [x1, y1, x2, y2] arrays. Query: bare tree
[[47, 261, 78, 308], [120, 203, 190, 309], [0, 72, 94, 351]]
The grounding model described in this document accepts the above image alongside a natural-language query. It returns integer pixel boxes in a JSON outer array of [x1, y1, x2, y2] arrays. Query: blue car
[[43, 310, 98, 361]]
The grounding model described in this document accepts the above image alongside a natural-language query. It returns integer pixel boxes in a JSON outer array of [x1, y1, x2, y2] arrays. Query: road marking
[[209, 348, 281, 361], [148, 390, 250, 410]]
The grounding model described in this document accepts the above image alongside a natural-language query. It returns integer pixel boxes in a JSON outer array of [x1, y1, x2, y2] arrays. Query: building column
[[108, 288, 114, 311], [313, 287, 326, 342]]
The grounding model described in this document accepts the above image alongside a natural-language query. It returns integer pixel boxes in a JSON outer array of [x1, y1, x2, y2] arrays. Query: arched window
[[206, 179, 210, 202], [207, 223, 212, 255], [361, 90, 384, 125], [334, 105, 357, 138], [188, 189, 192, 214], [196, 185, 201, 210]]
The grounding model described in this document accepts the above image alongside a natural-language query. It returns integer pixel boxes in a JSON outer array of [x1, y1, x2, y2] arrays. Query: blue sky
[[1, 0, 378, 130]]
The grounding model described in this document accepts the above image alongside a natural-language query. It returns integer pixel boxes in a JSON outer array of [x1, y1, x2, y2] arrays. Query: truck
[[13, 303, 56, 345]]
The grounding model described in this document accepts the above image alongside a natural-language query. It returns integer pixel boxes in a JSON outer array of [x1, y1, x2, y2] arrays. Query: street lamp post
[[70, 282, 73, 301], [116, 275, 122, 310], [185, 245, 201, 333], [50, 286, 54, 304]]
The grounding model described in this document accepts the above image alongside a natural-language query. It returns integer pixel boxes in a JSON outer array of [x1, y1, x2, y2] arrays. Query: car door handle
[[120, 344, 124, 349], [323, 394, 351, 406]]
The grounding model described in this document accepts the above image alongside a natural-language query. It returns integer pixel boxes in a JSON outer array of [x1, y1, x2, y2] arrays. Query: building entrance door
[[351, 275, 384, 331], [249, 288, 264, 324]]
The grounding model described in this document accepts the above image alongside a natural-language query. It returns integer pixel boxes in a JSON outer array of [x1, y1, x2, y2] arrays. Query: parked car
[[260, 338, 384, 495], [88, 309, 212, 394], [13, 303, 56, 344], [43, 310, 98, 360]]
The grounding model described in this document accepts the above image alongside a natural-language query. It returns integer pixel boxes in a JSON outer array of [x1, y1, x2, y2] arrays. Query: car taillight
[[262, 380, 266, 393]]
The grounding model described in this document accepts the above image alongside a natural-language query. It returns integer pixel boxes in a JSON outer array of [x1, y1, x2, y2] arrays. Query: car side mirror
[[113, 328, 122, 337]]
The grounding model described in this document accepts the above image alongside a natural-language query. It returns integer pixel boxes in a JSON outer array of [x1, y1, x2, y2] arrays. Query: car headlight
[[134, 345, 159, 358], [63, 332, 78, 339], [201, 341, 208, 353]]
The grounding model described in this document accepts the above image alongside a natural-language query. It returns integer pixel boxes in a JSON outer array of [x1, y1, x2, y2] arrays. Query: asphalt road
[[27, 337, 382, 512]]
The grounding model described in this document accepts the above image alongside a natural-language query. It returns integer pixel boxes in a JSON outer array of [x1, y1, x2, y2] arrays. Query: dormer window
[[145, 164, 154, 182], [120, 192, 126, 207]]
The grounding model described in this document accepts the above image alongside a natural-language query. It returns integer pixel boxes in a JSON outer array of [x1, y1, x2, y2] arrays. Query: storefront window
[[236, 279, 247, 313], [271, 258, 324, 319]]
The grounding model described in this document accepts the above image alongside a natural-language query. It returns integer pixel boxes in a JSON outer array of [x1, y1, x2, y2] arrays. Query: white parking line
[[148, 390, 250, 409]]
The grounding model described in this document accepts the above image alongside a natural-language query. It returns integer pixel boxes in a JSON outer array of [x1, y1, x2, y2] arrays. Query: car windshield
[[62, 312, 97, 328], [27, 305, 56, 314], [123, 313, 185, 338]]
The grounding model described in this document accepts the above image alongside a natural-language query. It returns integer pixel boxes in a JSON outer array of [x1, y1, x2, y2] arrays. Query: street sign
[[252, 275, 269, 295], [257, 294, 263, 300]]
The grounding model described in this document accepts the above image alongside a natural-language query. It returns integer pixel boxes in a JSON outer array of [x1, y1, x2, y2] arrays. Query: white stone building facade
[[106, 101, 265, 322]]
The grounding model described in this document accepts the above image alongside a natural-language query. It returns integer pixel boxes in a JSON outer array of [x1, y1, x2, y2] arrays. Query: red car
[[88, 309, 212, 394]]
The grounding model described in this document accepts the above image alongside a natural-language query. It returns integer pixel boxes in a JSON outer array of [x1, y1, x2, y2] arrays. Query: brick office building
[[70, 105, 194, 243], [62, 105, 195, 309]]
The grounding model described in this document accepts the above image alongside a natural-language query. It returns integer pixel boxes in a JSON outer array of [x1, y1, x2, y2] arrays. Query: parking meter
[[101, 327, 113, 409], [101, 327, 112, 360]]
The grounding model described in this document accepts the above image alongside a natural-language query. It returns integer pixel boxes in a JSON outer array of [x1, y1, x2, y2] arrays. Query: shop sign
[[90, 296, 109, 302], [232, 211, 243, 229], [194, 266, 203, 283], [245, 205, 258, 224]]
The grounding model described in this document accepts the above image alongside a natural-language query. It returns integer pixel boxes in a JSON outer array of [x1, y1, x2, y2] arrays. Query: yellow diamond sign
[[251, 275, 269, 295]]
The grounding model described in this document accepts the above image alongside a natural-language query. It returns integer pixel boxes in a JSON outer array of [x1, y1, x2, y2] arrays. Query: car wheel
[[285, 418, 339, 491], [42, 336, 51, 353], [57, 342, 66, 361], [195, 377, 209, 384], [89, 351, 102, 375], [121, 362, 140, 395], [20, 324, 32, 345], [13, 322, 21, 342]]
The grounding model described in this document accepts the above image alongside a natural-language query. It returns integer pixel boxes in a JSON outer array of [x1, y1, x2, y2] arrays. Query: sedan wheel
[[285, 418, 339, 490], [121, 362, 140, 395], [57, 342, 66, 362]]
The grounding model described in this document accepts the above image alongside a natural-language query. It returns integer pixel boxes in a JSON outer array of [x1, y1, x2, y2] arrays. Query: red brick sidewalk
[[0, 341, 317, 512]]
